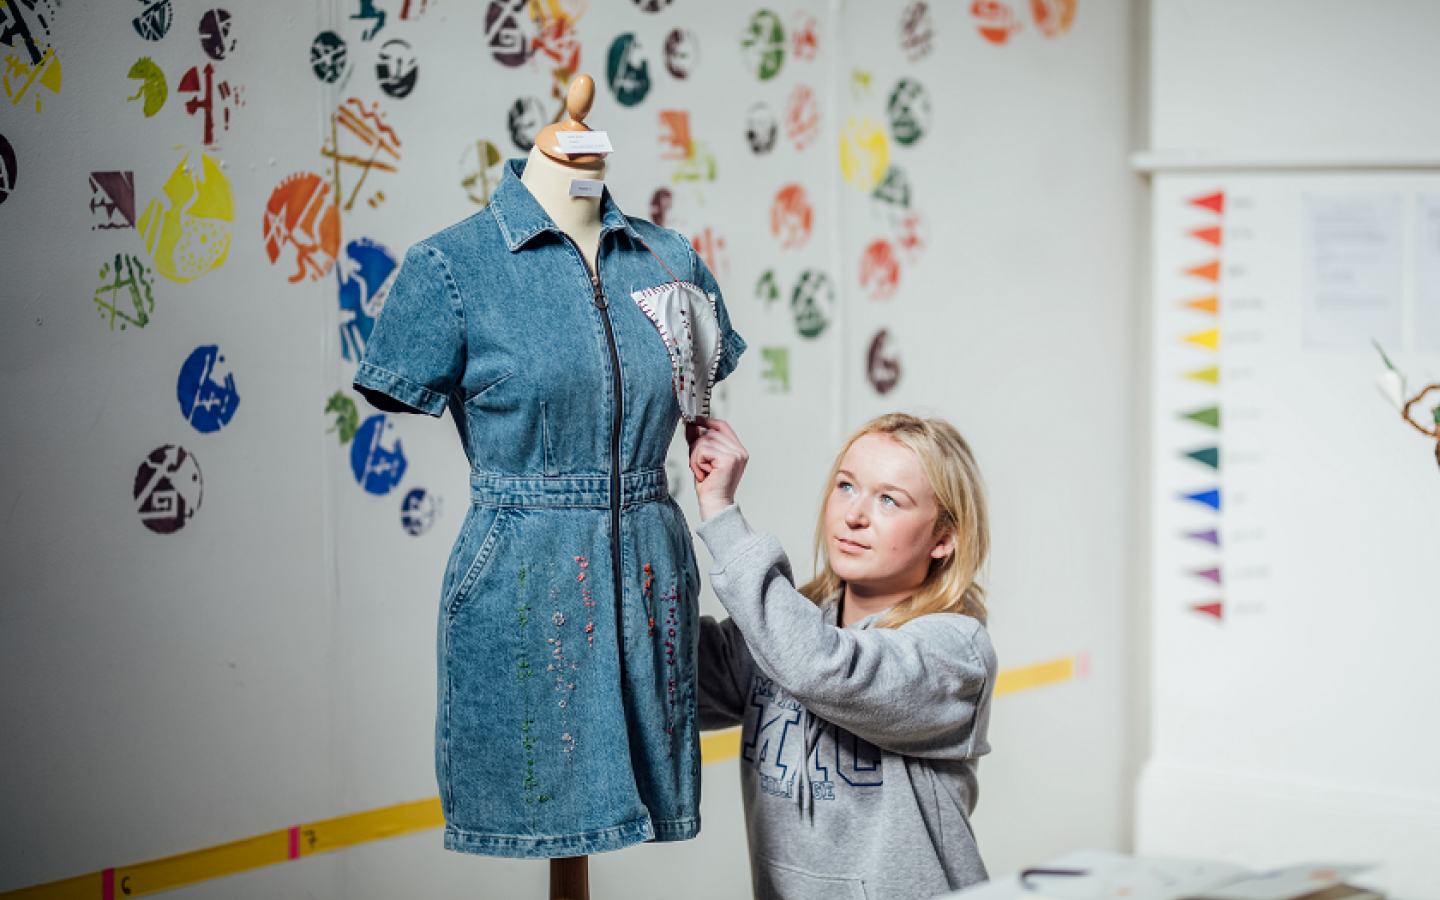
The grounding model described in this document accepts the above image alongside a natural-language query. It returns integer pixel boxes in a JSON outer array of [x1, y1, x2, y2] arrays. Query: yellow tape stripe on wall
[[1, 656, 1078, 899]]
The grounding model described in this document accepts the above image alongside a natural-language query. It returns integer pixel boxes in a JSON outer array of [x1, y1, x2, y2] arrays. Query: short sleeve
[[689, 243, 746, 384], [353, 242, 466, 417]]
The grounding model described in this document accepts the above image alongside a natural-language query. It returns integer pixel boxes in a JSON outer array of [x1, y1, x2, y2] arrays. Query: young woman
[[688, 413, 997, 900]]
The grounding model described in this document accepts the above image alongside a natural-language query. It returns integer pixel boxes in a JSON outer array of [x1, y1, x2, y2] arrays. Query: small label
[[556, 131, 614, 155], [569, 179, 604, 198]]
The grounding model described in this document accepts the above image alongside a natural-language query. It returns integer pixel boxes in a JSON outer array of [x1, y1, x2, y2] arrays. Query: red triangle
[[1189, 192, 1225, 215], [1185, 260, 1220, 282], [1191, 601, 1223, 620], [1190, 226, 1222, 246]]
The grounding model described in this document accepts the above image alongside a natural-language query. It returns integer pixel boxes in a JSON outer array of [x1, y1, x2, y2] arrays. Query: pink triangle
[[1192, 567, 1222, 584]]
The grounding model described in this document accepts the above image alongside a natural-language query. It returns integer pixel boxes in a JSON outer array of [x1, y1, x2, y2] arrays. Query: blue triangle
[[1181, 489, 1221, 511]]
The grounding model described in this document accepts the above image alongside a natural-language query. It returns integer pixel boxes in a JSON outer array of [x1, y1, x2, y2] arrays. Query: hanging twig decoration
[[1400, 384, 1440, 470]]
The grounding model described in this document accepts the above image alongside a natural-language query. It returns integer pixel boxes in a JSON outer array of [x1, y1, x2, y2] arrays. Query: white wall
[[1139, 4, 1440, 898], [0, 0, 1141, 896]]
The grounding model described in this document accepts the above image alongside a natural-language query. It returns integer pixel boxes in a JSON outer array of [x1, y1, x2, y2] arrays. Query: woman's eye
[[837, 481, 853, 493], [881, 494, 897, 507]]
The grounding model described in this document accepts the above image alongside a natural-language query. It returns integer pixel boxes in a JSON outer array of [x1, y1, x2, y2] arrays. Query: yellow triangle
[[1183, 329, 1219, 351], [1184, 366, 1219, 384]]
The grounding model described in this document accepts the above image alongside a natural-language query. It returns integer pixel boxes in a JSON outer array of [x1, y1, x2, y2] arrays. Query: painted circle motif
[[791, 269, 834, 340], [132, 0, 173, 41], [401, 488, 438, 536], [867, 330, 902, 395], [198, 9, 236, 61], [351, 414, 408, 496], [898, 1, 935, 62], [784, 84, 821, 151], [338, 238, 398, 362], [887, 78, 932, 146], [606, 34, 651, 108], [134, 445, 203, 534], [664, 28, 700, 79], [838, 118, 889, 193], [650, 187, 674, 227], [972, 1, 1021, 44], [1032, 0, 1077, 37], [770, 184, 813, 250], [486, 0, 534, 68], [860, 239, 901, 301], [310, 32, 348, 83], [508, 96, 547, 151], [376, 39, 419, 99], [127, 58, 168, 117], [0, 134, 16, 206], [177, 345, 241, 433], [634, 0, 673, 11], [745, 103, 778, 156], [138, 152, 235, 283], [459, 140, 505, 205], [789, 11, 820, 61], [741, 10, 785, 81], [872, 165, 912, 210], [896, 209, 929, 264], [264, 172, 341, 282], [755, 269, 781, 306]]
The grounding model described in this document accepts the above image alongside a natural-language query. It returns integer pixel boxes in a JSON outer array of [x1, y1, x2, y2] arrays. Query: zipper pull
[[591, 272, 608, 310]]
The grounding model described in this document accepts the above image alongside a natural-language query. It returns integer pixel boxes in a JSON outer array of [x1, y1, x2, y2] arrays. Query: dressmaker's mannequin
[[522, 75, 607, 275]]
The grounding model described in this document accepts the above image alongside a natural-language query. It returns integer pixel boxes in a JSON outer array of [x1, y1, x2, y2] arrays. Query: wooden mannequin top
[[522, 75, 607, 275]]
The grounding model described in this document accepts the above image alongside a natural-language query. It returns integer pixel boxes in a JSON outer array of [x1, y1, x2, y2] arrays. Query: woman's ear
[[931, 528, 956, 560]]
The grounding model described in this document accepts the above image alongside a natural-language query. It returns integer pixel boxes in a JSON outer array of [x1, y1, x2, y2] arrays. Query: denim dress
[[354, 160, 745, 858]]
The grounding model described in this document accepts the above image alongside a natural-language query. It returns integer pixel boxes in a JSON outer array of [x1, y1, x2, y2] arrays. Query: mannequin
[[522, 75, 606, 275], [353, 72, 746, 900]]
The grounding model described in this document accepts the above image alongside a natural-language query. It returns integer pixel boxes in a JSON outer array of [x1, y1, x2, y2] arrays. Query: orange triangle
[[1185, 261, 1220, 282], [1184, 296, 1219, 314], [1189, 192, 1224, 215], [1190, 226, 1222, 246]]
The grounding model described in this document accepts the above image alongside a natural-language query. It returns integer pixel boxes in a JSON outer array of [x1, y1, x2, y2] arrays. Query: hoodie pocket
[[756, 856, 869, 900]]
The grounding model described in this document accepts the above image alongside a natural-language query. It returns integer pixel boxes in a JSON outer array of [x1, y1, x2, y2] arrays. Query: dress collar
[[490, 157, 639, 252]]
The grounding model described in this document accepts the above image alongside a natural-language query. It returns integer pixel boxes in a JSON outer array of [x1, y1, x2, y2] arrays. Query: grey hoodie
[[695, 505, 998, 900]]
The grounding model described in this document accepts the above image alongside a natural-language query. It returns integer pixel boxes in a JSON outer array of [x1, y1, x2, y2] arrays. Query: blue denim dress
[[354, 160, 744, 858]]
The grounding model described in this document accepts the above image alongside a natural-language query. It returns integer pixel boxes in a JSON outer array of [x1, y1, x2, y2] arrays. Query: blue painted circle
[[177, 345, 240, 433], [350, 414, 407, 495]]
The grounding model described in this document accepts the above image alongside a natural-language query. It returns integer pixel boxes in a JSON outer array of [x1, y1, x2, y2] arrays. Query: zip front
[[590, 265, 627, 671]]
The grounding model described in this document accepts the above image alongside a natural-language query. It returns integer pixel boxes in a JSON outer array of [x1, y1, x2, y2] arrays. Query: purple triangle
[[1185, 529, 1220, 546], [1191, 567, 1222, 585]]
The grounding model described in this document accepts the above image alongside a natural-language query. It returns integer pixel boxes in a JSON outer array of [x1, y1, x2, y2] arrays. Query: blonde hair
[[799, 413, 990, 627]]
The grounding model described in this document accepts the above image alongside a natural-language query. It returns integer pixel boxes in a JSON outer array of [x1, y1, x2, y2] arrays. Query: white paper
[[1415, 195, 1440, 352], [568, 179, 604, 198], [555, 130, 614, 155], [1301, 193, 1403, 349], [1199, 863, 1370, 900]]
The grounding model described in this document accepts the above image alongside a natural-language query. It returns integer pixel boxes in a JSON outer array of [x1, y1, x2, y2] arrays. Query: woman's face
[[824, 433, 953, 599]]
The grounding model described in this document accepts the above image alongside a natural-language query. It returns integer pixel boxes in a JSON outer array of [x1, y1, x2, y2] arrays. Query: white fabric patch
[[631, 281, 723, 423]]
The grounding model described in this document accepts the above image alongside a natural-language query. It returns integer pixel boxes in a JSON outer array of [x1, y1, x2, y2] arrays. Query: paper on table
[[1301, 193, 1403, 349], [1196, 864, 1372, 900], [941, 851, 1247, 900], [1415, 195, 1440, 352], [556, 130, 614, 155]]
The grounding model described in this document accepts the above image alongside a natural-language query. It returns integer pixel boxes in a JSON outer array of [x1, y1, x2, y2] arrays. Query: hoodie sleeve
[[696, 615, 753, 731], [695, 505, 997, 760]]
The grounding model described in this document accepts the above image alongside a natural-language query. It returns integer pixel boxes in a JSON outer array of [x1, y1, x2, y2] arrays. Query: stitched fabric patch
[[631, 281, 723, 423]]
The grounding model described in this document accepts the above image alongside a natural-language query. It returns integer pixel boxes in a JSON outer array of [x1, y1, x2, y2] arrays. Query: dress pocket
[[444, 506, 509, 617], [755, 856, 870, 900]]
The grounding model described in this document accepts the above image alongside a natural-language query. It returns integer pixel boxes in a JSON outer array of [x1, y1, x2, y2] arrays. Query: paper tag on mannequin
[[630, 281, 723, 423], [568, 179, 604, 198], [556, 131, 614, 155]]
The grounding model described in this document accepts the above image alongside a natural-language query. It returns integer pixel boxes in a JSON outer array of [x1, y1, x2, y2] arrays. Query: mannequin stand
[[550, 856, 589, 900]]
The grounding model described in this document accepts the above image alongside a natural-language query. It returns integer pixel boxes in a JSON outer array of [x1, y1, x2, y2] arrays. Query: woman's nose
[[844, 499, 867, 526]]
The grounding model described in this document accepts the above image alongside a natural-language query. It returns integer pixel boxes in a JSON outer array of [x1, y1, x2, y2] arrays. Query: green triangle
[[1181, 407, 1220, 429], [1184, 447, 1220, 469]]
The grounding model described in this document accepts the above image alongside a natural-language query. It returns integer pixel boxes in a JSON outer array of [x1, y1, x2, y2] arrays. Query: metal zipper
[[590, 267, 626, 665]]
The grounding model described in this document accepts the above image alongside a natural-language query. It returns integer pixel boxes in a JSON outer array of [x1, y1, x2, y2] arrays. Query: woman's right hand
[[686, 417, 749, 521]]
